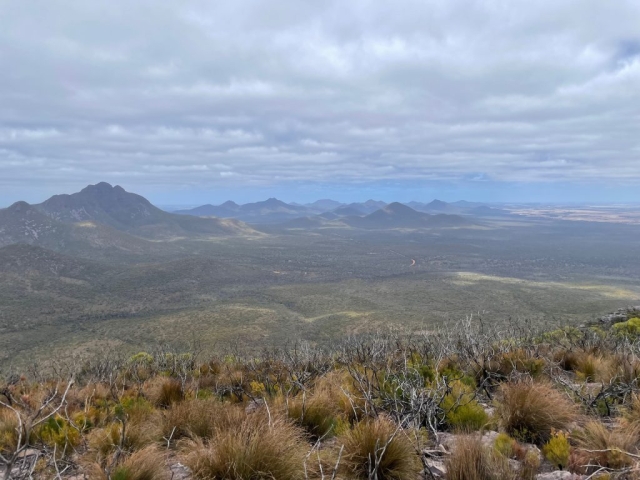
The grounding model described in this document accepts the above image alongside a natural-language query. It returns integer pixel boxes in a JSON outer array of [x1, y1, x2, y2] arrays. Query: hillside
[[3, 315, 640, 479]]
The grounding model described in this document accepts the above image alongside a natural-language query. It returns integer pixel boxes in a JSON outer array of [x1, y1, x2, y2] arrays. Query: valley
[[1, 184, 639, 367]]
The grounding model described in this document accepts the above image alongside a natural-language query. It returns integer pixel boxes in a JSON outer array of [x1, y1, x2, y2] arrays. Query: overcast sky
[[1, 1, 639, 205]]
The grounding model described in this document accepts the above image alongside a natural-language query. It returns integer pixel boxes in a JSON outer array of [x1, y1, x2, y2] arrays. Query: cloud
[[0, 0, 639, 202]]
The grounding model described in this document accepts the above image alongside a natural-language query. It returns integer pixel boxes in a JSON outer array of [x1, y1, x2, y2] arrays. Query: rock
[[480, 431, 500, 447], [424, 460, 446, 478], [599, 307, 640, 324], [435, 432, 457, 452], [169, 462, 192, 480], [536, 472, 585, 479]]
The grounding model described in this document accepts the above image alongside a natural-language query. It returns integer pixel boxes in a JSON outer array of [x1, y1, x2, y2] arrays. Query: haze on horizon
[[1, 1, 639, 206]]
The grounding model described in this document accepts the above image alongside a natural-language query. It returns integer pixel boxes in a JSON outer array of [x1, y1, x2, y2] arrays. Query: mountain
[[344, 202, 471, 229], [35, 182, 255, 238], [305, 199, 343, 212], [0, 199, 174, 259], [408, 199, 512, 217], [333, 205, 367, 216], [176, 197, 312, 224], [333, 200, 387, 216]]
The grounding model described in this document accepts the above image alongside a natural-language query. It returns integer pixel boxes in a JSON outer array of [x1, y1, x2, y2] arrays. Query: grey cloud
[[1, 0, 639, 198]]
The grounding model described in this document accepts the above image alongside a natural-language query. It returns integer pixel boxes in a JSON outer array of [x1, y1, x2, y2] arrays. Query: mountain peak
[[383, 202, 417, 214], [6, 201, 32, 213]]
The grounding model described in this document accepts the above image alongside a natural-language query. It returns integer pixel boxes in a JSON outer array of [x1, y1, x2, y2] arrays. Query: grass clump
[[95, 446, 169, 480], [571, 421, 639, 471], [495, 381, 577, 445], [184, 410, 306, 480], [445, 435, 515, 480], [338, 415, 421, 480]]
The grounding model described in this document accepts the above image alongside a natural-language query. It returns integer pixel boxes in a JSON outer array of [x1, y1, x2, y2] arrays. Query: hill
[[345, 202, 471, 229], [36, 182, 256, 238]]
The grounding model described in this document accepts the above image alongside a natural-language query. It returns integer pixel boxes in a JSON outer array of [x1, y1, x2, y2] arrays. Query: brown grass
[[86, 446, 169, 480], [287, 385, 346, 438], [445, 435, 516, 480], [338, 416, 421, 480], [146, 378, 183, 407], [162, 398, 228, 441], [495, 380, 577, 445], [571, 421, 639, 472], [183, 410, 307, 479]]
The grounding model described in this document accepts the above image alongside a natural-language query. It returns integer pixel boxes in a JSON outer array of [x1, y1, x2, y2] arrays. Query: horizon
[[1, 2, 640, 206], [2, 180, 640, 210]]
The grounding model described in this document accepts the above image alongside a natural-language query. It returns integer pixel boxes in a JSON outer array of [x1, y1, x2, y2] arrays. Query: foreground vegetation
[[2, 313, 640, 479]]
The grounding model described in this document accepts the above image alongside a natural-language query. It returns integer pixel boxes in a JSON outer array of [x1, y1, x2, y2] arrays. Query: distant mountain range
[[175, 196, 511, 225], [0, 183, 513, 257]]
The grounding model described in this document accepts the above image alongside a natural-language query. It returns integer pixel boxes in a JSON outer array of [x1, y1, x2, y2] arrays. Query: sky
[[1, 0, 639, 206]]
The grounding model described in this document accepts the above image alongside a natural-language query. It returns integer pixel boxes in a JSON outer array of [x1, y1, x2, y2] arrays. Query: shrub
[[184, 411, 306, 480], [493, 433, 515, 458], [338, 416, 421, 480], [445, 435, 515, 480], [613, 317, 640, 339], [38, 415, 81, 457], [542, 430, 570, 470], [441, 383, 489, 432], [495, 381, 577, 445], [571, 421, 638, 471]]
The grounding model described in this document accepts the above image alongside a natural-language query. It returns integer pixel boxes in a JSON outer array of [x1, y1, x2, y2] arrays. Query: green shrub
[[493, 433, 515, 458], [442, 386, 489, 432], [613, 317, 640, 339], [542, 431, 570, 470]]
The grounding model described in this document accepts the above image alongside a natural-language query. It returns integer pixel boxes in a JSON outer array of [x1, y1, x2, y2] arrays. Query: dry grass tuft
[[162, 398, 229, 441], [338, 415, 421, 480], [571, 421, 639, 472], [287, 385, 347, 438], [445, 435, 516, 480], [147, 378, 183, 407], [495, 380, 577, 445], [183, 410, 306, 480], [86, 446, 169, 480]]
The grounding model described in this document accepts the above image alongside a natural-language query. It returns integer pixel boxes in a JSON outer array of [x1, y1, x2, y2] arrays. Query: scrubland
[[3, 313, 640, 479]]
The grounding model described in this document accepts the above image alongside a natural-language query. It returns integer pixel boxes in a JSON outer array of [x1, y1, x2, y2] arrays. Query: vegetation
[[0, 316, 640, 478]]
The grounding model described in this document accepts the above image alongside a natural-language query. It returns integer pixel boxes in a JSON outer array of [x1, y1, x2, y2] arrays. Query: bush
[[542, 430, 570, 470], [493, 433, 515, 458], [445, 435, 515, 480], [338, 416, 421, 480], [184, 411, 306, 480], [495, 381, 577, 445], [441, 382, 489, 432], [613, 317, 640, 339]]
